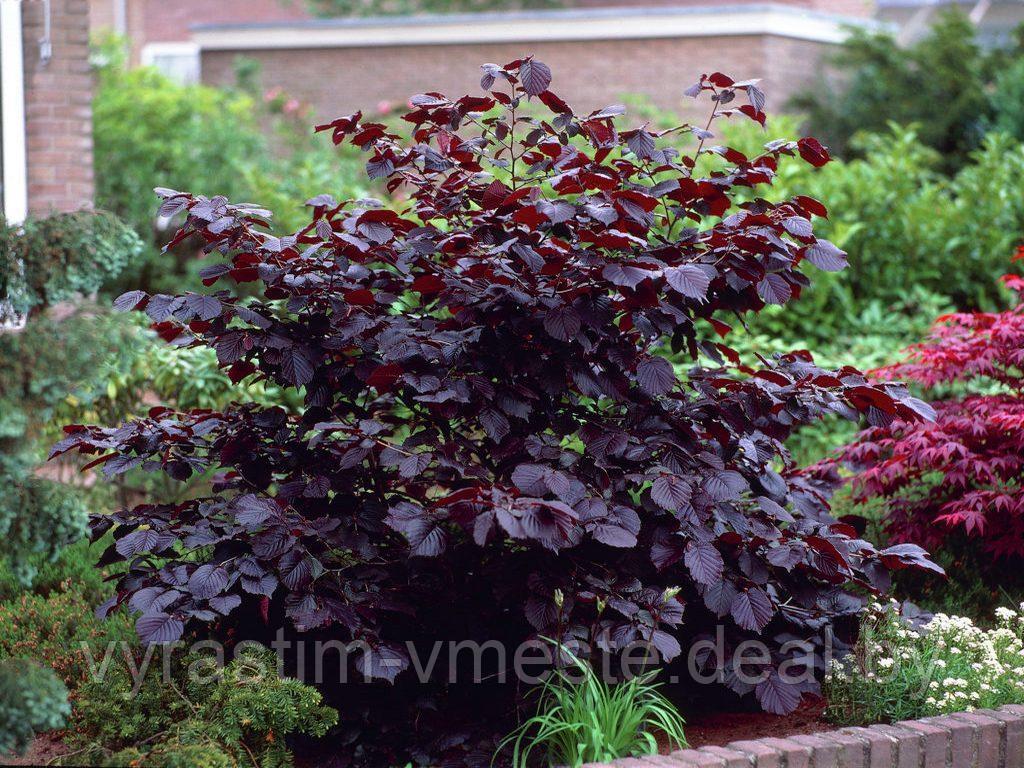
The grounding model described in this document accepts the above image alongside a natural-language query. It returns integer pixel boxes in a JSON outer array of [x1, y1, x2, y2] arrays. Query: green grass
[[496, 645, 687, 768]]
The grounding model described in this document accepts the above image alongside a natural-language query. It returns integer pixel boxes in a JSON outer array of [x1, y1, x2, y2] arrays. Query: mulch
[[680, 696, 832, 750]]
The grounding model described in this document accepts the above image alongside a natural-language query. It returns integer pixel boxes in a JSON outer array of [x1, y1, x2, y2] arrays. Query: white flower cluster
[[825, 600, 1024, 723]]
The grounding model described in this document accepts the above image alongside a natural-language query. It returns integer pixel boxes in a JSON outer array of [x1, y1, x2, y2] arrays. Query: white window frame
[[140, 41, 201, 84]]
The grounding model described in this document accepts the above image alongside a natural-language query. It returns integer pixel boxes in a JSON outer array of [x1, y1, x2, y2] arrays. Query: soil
[[678, 696, 832, 750], [2, 733, 71, 766]]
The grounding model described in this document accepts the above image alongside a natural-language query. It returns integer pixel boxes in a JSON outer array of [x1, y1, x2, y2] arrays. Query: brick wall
[[141, 0, 310, 44], [22, 0, 94, 215], [89, 0, 311, 65], [200, 34, 824, 124], [578, 705, 1024, 768]]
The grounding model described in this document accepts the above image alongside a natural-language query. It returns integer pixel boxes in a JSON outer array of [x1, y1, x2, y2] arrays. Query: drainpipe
[[0, 0, 29, 225], [113, 0, 127, 35], [969, 0, 993, 26]]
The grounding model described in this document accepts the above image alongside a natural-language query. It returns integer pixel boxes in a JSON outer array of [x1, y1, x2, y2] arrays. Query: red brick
[[697, 746, 750, 768], [897, 720, 949, 768], [992, 706, 1024, 766], [816, 730, 868, 768], [924, 715, 977, 768], [868, 725, 920, 768], [633, 756, 696, 767], [724, 739, 782, 768], [790, 735, 840, 768], [199, 34, 828, 126], [659, 752, 730, 767], [950, 711, 1003, 768], [636, 756, 721, 768], [757, 738, 812, 768], [23, 0, 94, 214], [838, 726, 896, 768]]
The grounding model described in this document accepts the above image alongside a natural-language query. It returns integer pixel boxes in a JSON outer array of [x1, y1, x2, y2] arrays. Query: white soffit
[[190, 4, 879, 51]]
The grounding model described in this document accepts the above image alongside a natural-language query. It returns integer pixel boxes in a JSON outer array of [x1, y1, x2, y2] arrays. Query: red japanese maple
[[838, 269, 1024, 558]]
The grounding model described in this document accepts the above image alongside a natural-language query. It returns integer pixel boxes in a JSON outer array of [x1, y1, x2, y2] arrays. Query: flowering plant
[[826, 600, 1024, 724]]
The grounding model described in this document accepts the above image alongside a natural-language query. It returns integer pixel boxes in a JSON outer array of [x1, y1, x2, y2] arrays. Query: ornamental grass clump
[[497, 644, 687, 768], [825, 600, 1024, 725], [54, 58, 938, 763]]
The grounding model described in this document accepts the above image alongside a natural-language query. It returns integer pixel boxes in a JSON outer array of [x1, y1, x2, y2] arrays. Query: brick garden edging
[[578, 705, 1024, 768]]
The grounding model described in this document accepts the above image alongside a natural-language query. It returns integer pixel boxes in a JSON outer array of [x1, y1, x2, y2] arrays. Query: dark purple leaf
[[519, 59, 552, 96], [637, 356, 675, 396], [188, 564, 229, 599]]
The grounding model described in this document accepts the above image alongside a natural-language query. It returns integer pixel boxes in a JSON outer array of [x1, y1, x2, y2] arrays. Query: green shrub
[[793, 10, 993, 172], [93, 62, 263, 245], [0, 306, 145, 445], [0, 538, 114, 604], [91, 43, 376, 294], [72, 646, 337, 768], [0, 658, 70, 756], [118, 318, 303, 413], [825, 601, 1024, 725], [991, 56, 1024, 141], [497, 646, 686, 768], [0, 210, 142, 319], [0, 210, 141, 587], [713, 122, 1023, 346], [0, 584, 133, 691], [0, 477, 87, 588]]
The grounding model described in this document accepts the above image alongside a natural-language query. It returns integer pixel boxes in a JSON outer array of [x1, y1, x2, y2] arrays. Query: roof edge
[[190, 3, 886, 50]]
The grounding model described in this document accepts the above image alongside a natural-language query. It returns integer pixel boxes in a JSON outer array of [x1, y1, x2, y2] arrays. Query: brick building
[[190, 2, 876, 121], [86, 0, 1024, 126], [88, 0, 312, 82], [1, 0, 93, 223]]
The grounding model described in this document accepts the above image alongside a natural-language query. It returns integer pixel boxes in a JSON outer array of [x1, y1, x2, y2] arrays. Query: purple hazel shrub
[[52, 59, 938, 763]]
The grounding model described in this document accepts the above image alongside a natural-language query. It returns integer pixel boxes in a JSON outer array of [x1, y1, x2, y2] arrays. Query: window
[[140, 42, 201, 85]]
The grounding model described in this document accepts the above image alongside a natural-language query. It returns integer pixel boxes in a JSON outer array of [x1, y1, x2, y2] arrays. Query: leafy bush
[[835, 269, 1024, 561], [73, 646, 337, 768], [0, 211, 142, 586], [0, 658, 69, 756], [93, 62, 263, 245], [0, 210, 142, 320], [764, 128, 1024, 320], [991, 54, 1024, 142], [0, 307, 144, 445], [92, 43, 376, 296], [498, 643, 686, 768], [0, 538, 114, 604], [58, 61, 937, 762], [0, 477, 88, 588], [100, 315, 302, 414], [239, 79, 373, 235], [825, 600, 1024, 725]]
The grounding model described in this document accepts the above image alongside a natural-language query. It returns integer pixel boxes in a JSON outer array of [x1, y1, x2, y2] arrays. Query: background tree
[[793, 10, 994, 173]]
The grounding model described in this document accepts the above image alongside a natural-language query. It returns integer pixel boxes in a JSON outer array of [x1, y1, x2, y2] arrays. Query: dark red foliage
[[54, 58, 936, 762], [836, 268, 1024, 560]]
